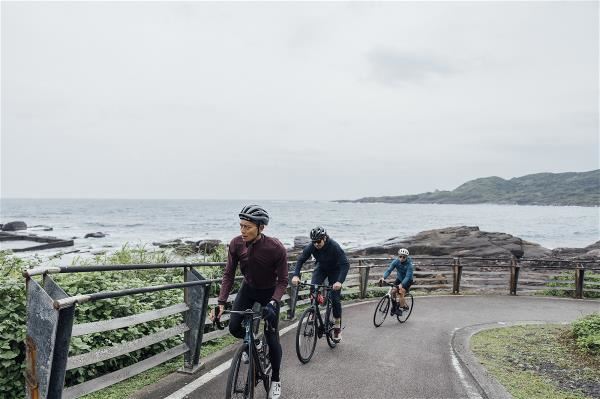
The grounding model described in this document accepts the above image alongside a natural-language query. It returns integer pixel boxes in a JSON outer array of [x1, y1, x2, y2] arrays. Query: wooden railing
[[23, 256, 599, 398]]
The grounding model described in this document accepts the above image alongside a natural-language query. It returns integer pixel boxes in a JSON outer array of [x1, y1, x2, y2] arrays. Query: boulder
[[2, 221, 27, 231], [153, 239, 182, 248], [84, 232, 107, 239], [30, 225, 54, 232], [294, 236, 311, 249], [551, 240, 600, 260], [352, 226, 551, 258], [196, 239, 222, 254]]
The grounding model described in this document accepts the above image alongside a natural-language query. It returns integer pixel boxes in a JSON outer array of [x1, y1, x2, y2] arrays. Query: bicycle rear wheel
[[396, 293, 414, 323], [325, 302, 338, 348], [373, 295, 390, 327], [226, 343, 255, 399], [295, 308, 317, 364]]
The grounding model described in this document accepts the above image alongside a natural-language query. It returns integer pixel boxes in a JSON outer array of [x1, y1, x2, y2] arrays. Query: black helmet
[[310, 226, 327, 241], [239, 205, 270, 226]]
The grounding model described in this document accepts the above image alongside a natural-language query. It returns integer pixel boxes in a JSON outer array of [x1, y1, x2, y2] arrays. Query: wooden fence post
[[510, 256, 520, 296], [452, 258, 462, 294], [358, 261, 370, 299], [575, 264, 585, 299]]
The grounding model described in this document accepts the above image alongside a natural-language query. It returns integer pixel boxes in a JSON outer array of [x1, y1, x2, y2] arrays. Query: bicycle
[[214, 308, 272, 399], [373, 280, 414, 327], [294, 282, 341, 364]]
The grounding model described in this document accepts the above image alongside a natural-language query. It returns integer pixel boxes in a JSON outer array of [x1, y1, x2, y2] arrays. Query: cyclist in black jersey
[[210, 205, 288, 399], [291, 226, 349, 342]]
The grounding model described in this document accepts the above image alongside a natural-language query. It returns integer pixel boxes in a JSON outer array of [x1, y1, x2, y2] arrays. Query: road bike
[[215, 308, 272, 398], [295, 282, 341, 363], [373, 280, 414, 327]]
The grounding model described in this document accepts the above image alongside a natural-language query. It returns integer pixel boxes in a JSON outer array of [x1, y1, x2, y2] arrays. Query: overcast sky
[[1, 1, 598, 200]]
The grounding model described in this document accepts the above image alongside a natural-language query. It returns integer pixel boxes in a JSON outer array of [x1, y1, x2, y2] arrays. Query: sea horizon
[[1, 199, 598, 258]]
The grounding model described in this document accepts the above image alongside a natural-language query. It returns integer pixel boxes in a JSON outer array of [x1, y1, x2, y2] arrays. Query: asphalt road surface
[[161, 296, 599, 399]]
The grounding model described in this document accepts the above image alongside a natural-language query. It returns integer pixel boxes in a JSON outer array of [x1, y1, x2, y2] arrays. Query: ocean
[[1, 199, 598, 258]]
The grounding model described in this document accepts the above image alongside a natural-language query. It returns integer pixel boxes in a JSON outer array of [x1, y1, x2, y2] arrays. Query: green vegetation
[[572, 313, 600, 356], [345, 170, 599, 206], [0, 245, 228, 399], [0, 251, 40, 398], [471, 317, 600, 399]]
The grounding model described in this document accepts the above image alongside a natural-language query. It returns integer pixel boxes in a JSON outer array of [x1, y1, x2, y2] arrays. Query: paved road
[[166, 296, 599, 399]]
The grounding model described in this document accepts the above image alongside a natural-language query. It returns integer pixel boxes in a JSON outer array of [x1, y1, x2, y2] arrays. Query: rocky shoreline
[[1, 221, 598, 261]]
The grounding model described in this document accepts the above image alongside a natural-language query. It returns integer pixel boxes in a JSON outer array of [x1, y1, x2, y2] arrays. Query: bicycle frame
[[302, 283, 334, 337]]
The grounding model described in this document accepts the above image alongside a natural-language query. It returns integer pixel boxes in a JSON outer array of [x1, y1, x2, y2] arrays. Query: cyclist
[[291, 226, 349, 342], [209, 205, 288, 399], [379, 248, 414, 315]]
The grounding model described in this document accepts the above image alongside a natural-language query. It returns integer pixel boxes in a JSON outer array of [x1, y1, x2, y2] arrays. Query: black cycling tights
[[229, 283, 282, 382]]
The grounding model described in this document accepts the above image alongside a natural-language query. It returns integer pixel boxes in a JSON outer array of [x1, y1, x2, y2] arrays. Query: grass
[[471, 324, 600, 399]]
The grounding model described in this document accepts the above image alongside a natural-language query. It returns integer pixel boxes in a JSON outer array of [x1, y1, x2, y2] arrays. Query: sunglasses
[[399, 255, 407, 259], [312, 239, 323, 244]]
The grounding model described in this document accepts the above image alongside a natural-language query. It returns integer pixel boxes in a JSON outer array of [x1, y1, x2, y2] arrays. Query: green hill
[[344, 170, 599, 206]]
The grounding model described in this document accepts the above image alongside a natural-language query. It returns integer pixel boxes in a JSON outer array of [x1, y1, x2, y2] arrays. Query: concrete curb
[[451, 320, 561, 399]]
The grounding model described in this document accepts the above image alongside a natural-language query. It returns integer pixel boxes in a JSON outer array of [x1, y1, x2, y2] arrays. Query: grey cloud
[[368, 49, 456, 86]]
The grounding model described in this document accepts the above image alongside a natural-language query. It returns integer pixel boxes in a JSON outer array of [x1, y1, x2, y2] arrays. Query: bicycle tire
[[397, 293, 414, 323], [259, 337, 272, 394], [373, 295, 390, 327], [325, 301, 338, 348], [295, 307, 317, 364], [225, 343, 255, 399]]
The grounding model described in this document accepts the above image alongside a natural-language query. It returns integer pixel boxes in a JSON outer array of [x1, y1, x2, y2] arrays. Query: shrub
[[571, 313, 600, 356], [0, 244, 228, 397]]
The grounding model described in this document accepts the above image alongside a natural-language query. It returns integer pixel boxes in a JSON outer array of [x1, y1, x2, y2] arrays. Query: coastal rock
[[551, 240, 600, 260], [196, 239, 221, 254], [153, 239, 182, 248], [85, 232, 107, 238], [2, 221, 27, 231], [352, 226, 551, 258], [30, 225, 54, 231], [294, 236, 311, 249]]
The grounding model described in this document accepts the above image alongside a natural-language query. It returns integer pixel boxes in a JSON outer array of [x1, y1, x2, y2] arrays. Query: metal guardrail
[[23, 256, 599, 398]]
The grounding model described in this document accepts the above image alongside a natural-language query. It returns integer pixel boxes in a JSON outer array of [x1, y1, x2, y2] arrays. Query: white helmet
[[398, 248, 409, 256]]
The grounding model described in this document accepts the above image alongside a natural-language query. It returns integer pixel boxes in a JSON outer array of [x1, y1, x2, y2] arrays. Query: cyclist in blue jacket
[[379, 248, 414, 315], [291, 226, 349, 342]]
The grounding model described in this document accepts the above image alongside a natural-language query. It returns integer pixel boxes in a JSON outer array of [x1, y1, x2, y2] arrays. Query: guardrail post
[[510, 256, 520, 295], [285, 271, 298, 320], [358, 262, 370, 299], [575, 264, 585, 299], [26, 275, 75, 399], [181, 267, 209, 374], [452, 258, 462, 294]]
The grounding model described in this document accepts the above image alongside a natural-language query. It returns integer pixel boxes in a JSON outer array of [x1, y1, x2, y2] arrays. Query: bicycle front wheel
[[295, 308, 317, 364], [397, 293, 414, 323], [225, 343, 255, 399], [325, 302, 338, 348], [373, 295, 390, 327]]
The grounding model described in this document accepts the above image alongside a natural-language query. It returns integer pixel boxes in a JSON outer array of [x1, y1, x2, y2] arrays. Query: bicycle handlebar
[[296, 281, 333, 290], [213, 308, 270, 331], [377, 280, 399, 288]]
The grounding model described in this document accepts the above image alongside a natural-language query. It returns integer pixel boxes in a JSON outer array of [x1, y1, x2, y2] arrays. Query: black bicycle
[[373, 280, 414, 327], [215, 308, 272, 399], [295, 282, 341, 364]]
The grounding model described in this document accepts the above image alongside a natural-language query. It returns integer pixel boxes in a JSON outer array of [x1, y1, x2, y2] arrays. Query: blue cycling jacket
[[383, 256, 414, 288]]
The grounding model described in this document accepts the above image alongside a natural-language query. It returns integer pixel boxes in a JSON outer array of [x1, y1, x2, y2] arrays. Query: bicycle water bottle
[[317, 293, 325, 305]]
